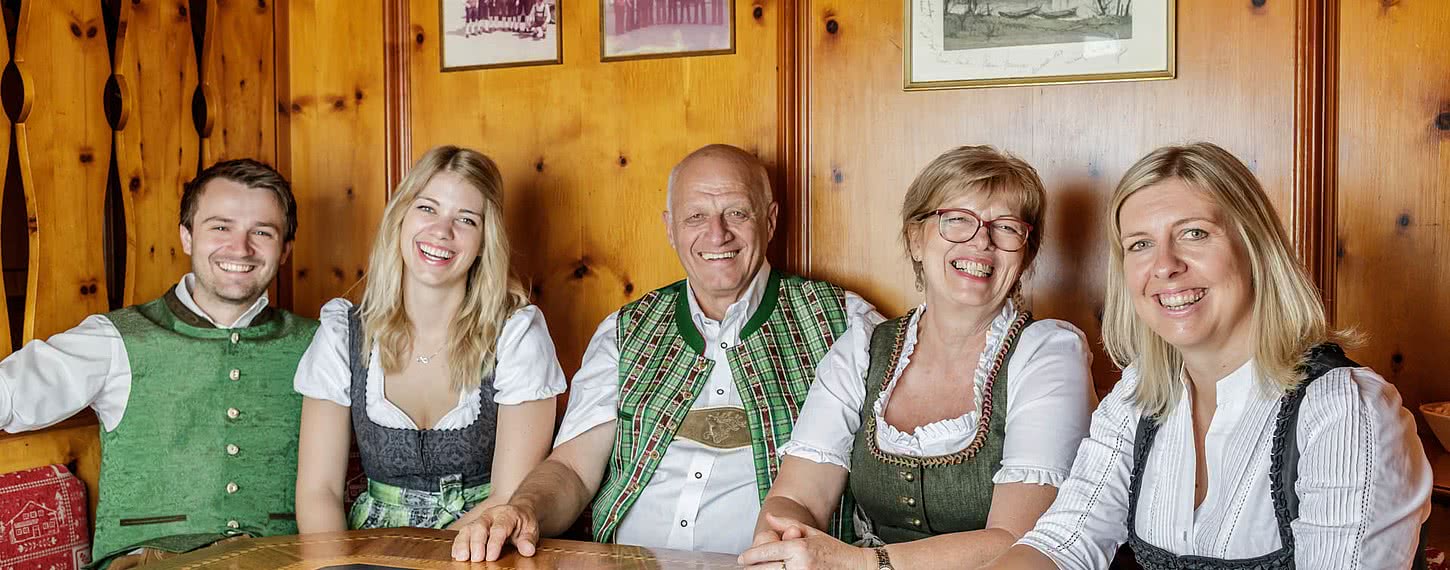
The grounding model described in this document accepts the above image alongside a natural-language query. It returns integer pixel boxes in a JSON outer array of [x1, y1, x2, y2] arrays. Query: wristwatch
[[873, 546, 894, 570]]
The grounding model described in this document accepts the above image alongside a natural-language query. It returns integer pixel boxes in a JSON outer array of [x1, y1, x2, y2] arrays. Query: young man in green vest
[[450, 144, 882, 562], [0, 159, 319, 569]]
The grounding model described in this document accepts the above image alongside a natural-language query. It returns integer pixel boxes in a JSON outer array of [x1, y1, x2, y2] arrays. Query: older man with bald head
[[450, 144, 881, 561]]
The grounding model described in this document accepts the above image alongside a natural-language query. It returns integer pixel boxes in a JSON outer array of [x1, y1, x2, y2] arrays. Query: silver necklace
[[415, 347, 443, 365]]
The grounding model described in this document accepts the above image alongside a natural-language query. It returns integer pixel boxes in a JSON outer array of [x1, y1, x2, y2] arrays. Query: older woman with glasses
[[738, 146, 1096, 570]]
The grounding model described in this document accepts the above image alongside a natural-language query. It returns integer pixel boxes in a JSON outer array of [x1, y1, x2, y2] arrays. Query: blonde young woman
[[739, 146, 1096, 570], [987, 142, 1431, 569], [294, 146, 565, 532]]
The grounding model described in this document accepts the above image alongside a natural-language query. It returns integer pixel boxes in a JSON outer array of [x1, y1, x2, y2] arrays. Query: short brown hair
[[899, 146, 1048, 283], [180, 159, 298, 242]]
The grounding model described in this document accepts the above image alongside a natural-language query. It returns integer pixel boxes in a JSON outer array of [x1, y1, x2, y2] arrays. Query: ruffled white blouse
[[779, 301, 1097, 487], [293, 298, 568, 430]]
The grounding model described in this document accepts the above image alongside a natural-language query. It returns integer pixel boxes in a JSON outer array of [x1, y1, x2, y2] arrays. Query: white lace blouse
[[1017, 360, 1432, 569], [779, 301, 1097, 487], [293, 298, 568, 430]]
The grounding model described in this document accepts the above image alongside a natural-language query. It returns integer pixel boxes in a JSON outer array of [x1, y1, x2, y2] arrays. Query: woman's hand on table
[[738, 513, 873, 569]]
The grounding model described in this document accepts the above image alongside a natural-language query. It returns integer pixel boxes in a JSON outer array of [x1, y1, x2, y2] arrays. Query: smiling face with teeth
[[398, 172, 486, 291], [663, 149, 777, 320], [908, 192, 1027, 313], [179, 178, 292, 318], [1118, 178, 1254, 359]]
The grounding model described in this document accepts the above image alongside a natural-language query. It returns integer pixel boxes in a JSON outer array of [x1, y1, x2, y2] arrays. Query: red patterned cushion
[[0, 465, 91, 569], [1428, 546, 1446, 570]]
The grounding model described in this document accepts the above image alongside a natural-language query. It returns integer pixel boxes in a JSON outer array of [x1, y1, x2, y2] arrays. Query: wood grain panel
[[0, 414, 103, 523], [200, 0, 277, 165], [406, 0, 782, 373], [12, 0, 112, 341], [1335, 1, 1450, 418], [805, 1, 1300, 392], [0, 17, 12, 359], [113, 0, 202, 306], [281, 0, 388, 317]]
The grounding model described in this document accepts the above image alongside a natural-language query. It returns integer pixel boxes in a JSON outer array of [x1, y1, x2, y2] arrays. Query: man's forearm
[[507, 459, 595, 537]]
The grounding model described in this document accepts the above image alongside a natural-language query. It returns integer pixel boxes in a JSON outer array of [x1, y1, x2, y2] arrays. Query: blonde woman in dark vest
[[739, 146, 1097, 569], [293, 146, 566, 532], [987, 143, 1431, 569]]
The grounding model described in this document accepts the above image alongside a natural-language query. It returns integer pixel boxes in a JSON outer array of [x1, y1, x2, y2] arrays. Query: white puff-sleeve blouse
[[1016, 360, 1432, 569], [293, 298, 568, 430], [778, 301, 1097, 487]]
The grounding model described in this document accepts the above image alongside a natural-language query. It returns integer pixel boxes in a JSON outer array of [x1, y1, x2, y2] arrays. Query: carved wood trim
[[384, 0, 412, 195], [1293, 0, 1339, 324]]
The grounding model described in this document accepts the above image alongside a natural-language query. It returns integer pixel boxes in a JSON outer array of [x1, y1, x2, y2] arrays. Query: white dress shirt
[[780, 301, 1096, 488], [1018, 360, 1432, 569], [293, 298, 568, 429], [556, 263, 882, 554], [0, 274, 270, 433]]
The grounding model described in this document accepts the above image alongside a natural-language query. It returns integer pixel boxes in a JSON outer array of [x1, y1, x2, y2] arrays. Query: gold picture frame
[[904, 0, 1176, 91], [601, 0, 736, 62], [440, 0, 563, 72]]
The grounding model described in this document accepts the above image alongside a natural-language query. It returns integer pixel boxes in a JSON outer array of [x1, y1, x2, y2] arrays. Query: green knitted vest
[[848, 309, 1026, 543], [93, 288, 318, 563], [591, 270, 854, 543]]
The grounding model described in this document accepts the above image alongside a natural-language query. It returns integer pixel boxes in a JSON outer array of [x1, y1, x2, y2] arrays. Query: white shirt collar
[[176, 273, 271, 329], [684, 260, 772, 329], [1179, 358, 1260, 407]]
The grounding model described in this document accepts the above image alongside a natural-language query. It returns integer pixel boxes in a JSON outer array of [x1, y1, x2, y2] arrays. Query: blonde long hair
[[359, 146, 528, 391], [1103, 142, 1348, 418]]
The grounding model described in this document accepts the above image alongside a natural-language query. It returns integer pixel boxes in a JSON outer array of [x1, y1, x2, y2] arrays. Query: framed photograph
[[441, 0, 561, 71], [601, 0, 735, 62], [905, 0, 1175, 90]]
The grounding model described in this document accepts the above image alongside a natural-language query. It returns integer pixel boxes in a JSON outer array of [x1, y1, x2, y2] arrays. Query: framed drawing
[[601, 0, 735, 62], [905, 0, 1175, 90], [441, 0, 562, 71]]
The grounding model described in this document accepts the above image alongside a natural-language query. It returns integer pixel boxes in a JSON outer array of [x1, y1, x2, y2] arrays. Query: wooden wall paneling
[[4, 0, 111, 520], [0, 15, 12, 358], [1334, 1, 1450, 417], [12, 0, 112, 341], [113, 0, 201, 306], [200, 0, 277, 166], [281, 0, 388, 317], [405, 0, 783, 374], [805, 1, 1300, 393], [1291, 0, 1337, 320], [778, 0, 808, 270]]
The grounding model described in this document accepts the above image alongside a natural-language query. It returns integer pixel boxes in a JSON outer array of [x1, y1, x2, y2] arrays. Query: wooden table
[[143, 528, 743, 569]]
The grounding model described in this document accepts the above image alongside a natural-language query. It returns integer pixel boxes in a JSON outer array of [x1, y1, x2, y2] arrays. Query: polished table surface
[[144, 528, 743, 569]]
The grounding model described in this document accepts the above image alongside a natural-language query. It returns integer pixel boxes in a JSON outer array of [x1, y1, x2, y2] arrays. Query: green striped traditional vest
[[848, 309, 1027, 543], [591, 270, 853, 542], [93, 288, 318, 563]]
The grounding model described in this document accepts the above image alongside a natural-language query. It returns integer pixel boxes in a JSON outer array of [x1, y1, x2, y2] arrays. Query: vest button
[[226, 482, 239, 494], [899, 496, 916, 507], [909, 518, 921, 527], [226, 444, 239, 456], [229, 369, 241, 381], [230, 333, 240, 344], [226, 408, 241, 420], [900, 471, 915, 482], [226, 520, 240, 529]]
